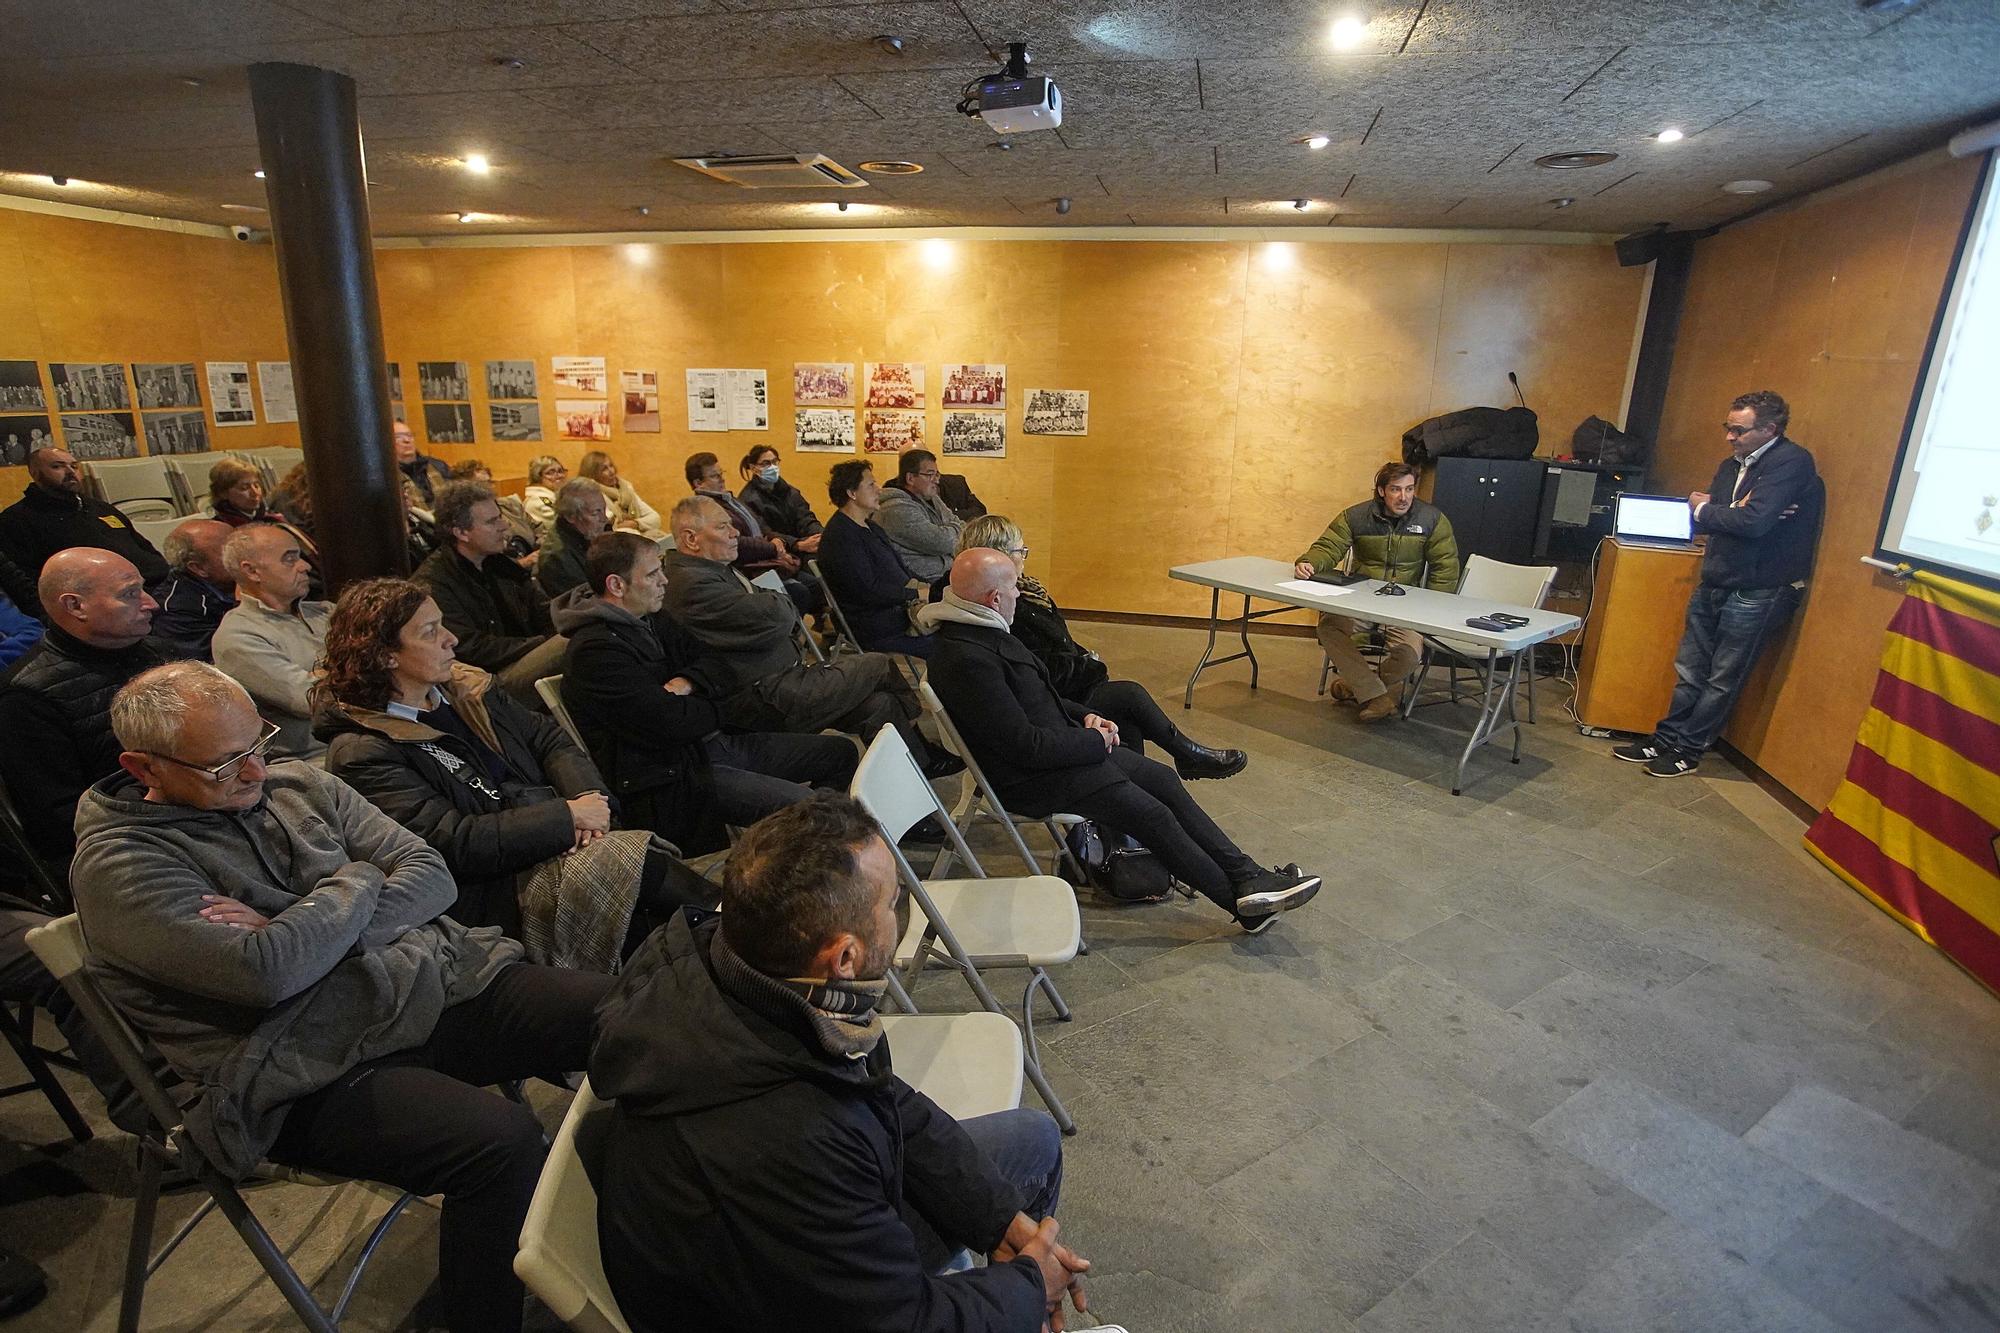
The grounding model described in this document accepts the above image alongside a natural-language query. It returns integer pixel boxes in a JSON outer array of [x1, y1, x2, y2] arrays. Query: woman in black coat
[[816, 459, 935, 658], [736, 444, 824, 554]]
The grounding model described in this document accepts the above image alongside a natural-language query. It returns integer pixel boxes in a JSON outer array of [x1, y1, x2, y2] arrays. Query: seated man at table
[[1293, 461, 1461, 722], [929, 549, 1320, 933]]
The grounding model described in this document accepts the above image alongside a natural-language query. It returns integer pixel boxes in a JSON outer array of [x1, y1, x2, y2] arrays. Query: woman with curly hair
[[312, 577, 713, 970]]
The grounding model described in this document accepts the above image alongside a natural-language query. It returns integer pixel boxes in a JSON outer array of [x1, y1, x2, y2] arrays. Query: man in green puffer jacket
[[1293, 461, 1462, 721]]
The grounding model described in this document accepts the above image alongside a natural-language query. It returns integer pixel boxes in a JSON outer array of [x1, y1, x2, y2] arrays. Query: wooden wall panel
[[1649, 151, 1985, 810]]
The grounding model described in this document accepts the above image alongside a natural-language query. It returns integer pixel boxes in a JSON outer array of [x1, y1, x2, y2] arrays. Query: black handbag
[[1063, 820, 1172, 903]]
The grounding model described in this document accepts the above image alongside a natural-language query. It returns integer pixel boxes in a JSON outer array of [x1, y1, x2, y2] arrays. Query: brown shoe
[[1356, 689, 1402, 723], [1328, 678, 1356, 703]]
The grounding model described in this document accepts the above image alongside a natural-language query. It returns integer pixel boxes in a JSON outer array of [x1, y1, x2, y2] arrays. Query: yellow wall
[[2, 206, 1645, 613], [1649, 150, 1985, 810]]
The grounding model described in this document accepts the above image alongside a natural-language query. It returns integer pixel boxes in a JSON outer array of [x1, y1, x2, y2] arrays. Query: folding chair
[[879, 1011, 1024, 1120], [1402, 554, 1558, 723], [516, 1078, 632, 1333], [83, 458, 178, 521], [128, 513, 185, 552], [1, 993, 92, 1144], [244, 446, 304, 492], [807, 558, 864, 657], [535, 675, 589, 752], [915, 681, 1085, 882], [25, 914, 419, 1333], [752, 568, 825, 664], [0, 776, 68, 913], [849, 725, 1080, 1133], [162, 450, 246, 515]]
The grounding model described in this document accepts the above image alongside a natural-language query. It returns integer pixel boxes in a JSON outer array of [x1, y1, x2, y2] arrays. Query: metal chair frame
[[1, 997, 92, 1143], [914, 681, 1086, 884]]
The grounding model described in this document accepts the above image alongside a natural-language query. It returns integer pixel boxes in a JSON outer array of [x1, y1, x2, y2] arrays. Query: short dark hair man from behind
[[593, 793, 1092, 1332], [414, 479, 565, 707]]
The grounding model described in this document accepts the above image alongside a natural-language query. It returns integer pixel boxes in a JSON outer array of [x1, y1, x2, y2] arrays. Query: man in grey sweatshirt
[[71, 661, 611, 1333]]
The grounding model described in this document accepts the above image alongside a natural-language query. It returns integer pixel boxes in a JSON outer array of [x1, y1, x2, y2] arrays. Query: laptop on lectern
[[1613, 493, 1698, 550]]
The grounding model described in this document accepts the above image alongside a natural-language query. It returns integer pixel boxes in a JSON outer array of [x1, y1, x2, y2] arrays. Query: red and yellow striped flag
[[1806, 571, 2000, 993]]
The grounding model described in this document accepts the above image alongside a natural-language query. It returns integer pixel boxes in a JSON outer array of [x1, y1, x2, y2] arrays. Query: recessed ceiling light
[[457, 211, 483, 223], [220, 203, 267, 213], [1302, 134, 1331, 150], [253, 169, 266, 179], [491, 55, 527, 71], [872, 34, 906, 54], [1655, 128, 1685, 144], [1293, 198, 1310, 211], [49, 175, 68, 186], [857, 159, 924, 174], [1721, 179, 1773, 194], [1534, 151, 1618, 170], [1328, 14, 1366, 49], [177, 76, 205, 89], [464, 153, 491, 175], [1550, 197, 1575, 209]]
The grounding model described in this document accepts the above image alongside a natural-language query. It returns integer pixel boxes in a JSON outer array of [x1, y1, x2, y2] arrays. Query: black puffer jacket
[[414, 546, 555, 671], [1008, 577, 1109, 703], [737, 474, 824, 544], [0, 483, 170, 590], [1401, 405, 1539, 465]]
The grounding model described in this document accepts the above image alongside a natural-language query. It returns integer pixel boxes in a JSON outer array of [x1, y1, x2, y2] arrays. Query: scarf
[[710, 928, 888, 1061]]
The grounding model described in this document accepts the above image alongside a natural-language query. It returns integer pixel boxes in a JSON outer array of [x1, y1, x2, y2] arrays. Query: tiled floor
[[4, 623, 1997, 1331]]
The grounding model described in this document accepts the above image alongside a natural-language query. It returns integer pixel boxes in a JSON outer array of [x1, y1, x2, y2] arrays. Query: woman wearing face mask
[[735, 445, 823, 556]]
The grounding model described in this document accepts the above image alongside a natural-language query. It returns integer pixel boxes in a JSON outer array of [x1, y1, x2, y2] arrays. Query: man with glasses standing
[[875, 449, 964, 585], [1613, 390, 1822, 777]]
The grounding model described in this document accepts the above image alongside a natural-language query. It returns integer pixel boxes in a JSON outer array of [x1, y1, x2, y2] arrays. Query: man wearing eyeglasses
[[71, 661, 611, 1333], [1613, 390, 1823, 778], [875, 449, 965, 584]]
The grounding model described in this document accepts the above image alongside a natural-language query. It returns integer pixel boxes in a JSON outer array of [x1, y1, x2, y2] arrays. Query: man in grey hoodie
[[70, 661, 610, 1333]]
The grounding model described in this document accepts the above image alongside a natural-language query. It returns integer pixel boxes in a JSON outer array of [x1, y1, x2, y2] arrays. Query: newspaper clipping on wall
[[206, 362, 257, 426], [257, 362, 298, 424], [621, 370, 661, 432]]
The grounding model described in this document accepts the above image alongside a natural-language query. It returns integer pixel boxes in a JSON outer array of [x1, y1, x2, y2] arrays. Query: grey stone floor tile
[[1450, 873, 1708, 993], [1358, 1234, 1567, 1333], [1562, 1219, 1847, 1333], [1762, 1194, 2000, 1333], [1311, 872, 1460, 944], [1532, 1073, 1828, 1263], [1642, 909, 1913, 1030], [1513, 971, 1798, 1135], [1396, 912, 1576, 1008], [1868, 978, 2000, 1082], [1529, 855, 1685, 932], [1137, 950, 1374, 1082], [1903, 1068, 2000, 1174], [1745, 1084, 2000, 1250]]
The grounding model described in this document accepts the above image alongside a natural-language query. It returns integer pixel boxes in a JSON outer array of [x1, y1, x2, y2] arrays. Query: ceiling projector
[[959, 42, 1062, 134]]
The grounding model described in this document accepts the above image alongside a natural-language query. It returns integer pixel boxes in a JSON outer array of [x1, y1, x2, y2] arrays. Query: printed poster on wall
[[52, 363, 129, 412], [417, 361, 469, 401], [794, 362, 853, 406], [1022, 388, 1088, 436], [941, 410, 1005, 458], [143, 411, 209, 455], [132, 362, 200, 410], [863, 409, 924, 454], [423, 402, 475, 444], [552, 356, 607, 395], [796, 408, 855, 453], [0, 415, 54, 467], [257, 362, 298, 424], [488, 402, 542, 442], [941, 363, 1005, 408], [486, 360, 538, 401], [0, 361, 46, 411], [686, 369, 727, 432], [864, 362, 925, 409], [558, 399, 611, 441], [60, 412, 138, 459], [726, 369, 769, 430], [621, 370, 661, 432], [206, 362, 257, 426]]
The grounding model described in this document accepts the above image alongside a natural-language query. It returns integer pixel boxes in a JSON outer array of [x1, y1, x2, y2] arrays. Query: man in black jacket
[[1614, 390, 1823, 777], [0, 446, 169, 610], [0, 548, 170, 866], [534, 476, 608, 600], [416, 481, 566, 706], [553, 532, 855, 857], [929, 549, 1320, 932], [595, 794, 1094, 1333]]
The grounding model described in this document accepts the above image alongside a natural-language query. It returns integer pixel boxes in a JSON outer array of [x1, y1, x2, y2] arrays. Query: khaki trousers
[[1315, 614, 1421, 703]]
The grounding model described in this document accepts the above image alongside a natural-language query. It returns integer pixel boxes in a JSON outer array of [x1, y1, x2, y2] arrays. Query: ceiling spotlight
[[872, 34, 906, 53], [464, 153, 491, 175], [1721, 179, 1773, 194], [177, 76, 205, 89], [635, 205, 651, 217], [491, 55, 527, 71], [990, 140, 1013, 152], [1293, 198, 1309, 211], [1550, 197, 1575, 209], [1534, 150, 1618, 169], [1655, 127, 1685, 144], [1329, 14, 1366, 49], [253, 169, 266, 179], [857, 159, 924, 175], [49, 175, 68, 186], [1056, 196, 1072, 214], [457, 211, 482, 223], [837, 200, 850, 212], [1304, 133, 1331, 150]]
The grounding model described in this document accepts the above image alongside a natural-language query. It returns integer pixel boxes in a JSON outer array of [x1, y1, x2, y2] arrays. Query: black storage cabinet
[[1429, 456, 1546, 565]]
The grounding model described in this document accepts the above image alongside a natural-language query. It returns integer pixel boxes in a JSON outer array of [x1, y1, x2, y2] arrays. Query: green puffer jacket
[[1296, 498, 1462, 592]]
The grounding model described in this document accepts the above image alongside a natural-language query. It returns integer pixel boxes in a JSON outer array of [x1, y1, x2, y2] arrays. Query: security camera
[[230, 224, 254, 241]]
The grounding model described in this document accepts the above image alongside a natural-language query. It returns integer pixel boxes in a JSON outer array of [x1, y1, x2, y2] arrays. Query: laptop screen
[[1615, 494, 1694, 542]]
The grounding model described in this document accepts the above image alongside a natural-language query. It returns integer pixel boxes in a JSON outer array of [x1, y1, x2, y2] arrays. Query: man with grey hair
[[0, 444, 169, 612], [211, 523, 332, 761], [415, 480, 565, 707], [0, 548, 170, 866], [535, 475, 609, 599], [73, 660, 610, 1333], [148, 518, 236, 661]]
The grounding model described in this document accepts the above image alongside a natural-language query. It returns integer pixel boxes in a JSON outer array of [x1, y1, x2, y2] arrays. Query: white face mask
[[758, 464, 780, 483]]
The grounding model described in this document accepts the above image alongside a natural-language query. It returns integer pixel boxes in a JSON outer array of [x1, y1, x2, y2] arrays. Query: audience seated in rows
[[553, 532, 856, 857], [521, 454, 568, 533], [660, 495, 960, 779], [875, 448, 964, 584], [393, 419, 452, 506], [73, 660, 608, 1333], [937, 470, 989, 524], [735, 444, 824, 556], [596, 794, 1090, 1332], [205, 459, 278, 528], [267, 462, 314, 540], [688, 450, 823, 617], [0, 545, 37, 627], [579, 450, 664, 540], [315, 579, 711, 971], [0, 446, 168, 618], [211, 523, 331, 762], [147, 518, 236, 661], [924, 549, 1319, 932], [0, 549, 171, 866], [534, 476, 608, 600], [957, 514, 1246, 780], [0, 587, 41, 669], [416, 481, 565, 707], [449, 459, 540, 563], [817, 458, 936, 659]]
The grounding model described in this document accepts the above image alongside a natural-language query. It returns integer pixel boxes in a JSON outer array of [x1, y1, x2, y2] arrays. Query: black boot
[[1164, 727, 1248, 780]]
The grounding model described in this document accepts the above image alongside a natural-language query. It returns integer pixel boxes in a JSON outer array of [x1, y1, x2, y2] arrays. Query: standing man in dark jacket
[[534, 477, 608, 600], [0, 445, 169, 611], [594, 794, 1095, 1333], [416, 481, 566, 706], [1615, 390, 1823, 777], [554, 533, 855, 857], [147, 518, 236, 661], [818, 458, 935, 657]]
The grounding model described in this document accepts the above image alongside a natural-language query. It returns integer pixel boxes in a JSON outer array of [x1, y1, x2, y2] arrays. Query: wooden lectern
[[1574, 538, 1705, 733]]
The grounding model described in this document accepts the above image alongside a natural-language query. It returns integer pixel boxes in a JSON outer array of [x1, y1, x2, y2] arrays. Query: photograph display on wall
[[205, 362, 257, 426], [796, 407, 855, 452], [257, 362, 297, 424], [686, 369, 726, 432], [863, 409, 924, 455], [388, 362, 404, 401], [489, 402, 542, 442], [0, 415, 54, 466], [424, 402, 476, 444], [941, 410, 1005, 457], [143, 410, 210, 455], [1023, 388, 1089, 436], [0, 361, 44, 410], [486, 360, 538, 401], [51, 362, 130, 412], [727, 369, 769, 430], [60, 412, 138, 459], [621, 370, 661, 432], [418, 361, 470, 402], [132, 362, 201, 410], [558, 399, 611, 441], [552, 356, 607, 395], [794, 362, 854, 406], [863, 362, 924, 409], [941, 363, 1005, 408]]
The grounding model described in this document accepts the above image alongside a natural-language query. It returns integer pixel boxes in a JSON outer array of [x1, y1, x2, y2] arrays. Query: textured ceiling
[[2, 0, 1997, 237]]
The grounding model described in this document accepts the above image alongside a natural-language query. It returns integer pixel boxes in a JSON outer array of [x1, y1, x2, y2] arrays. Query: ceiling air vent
[[672, 153, 868, 189]]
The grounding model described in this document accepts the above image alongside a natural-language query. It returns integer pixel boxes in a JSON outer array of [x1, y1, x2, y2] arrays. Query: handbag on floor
[[1063, 820, 1172, 903]]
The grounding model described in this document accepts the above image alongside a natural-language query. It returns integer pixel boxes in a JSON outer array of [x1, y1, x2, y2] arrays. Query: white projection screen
[[1877, 152, 2000, 591]]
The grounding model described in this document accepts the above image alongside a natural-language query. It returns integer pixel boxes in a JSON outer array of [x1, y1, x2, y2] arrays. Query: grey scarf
[[710, 928, 888, 1061]]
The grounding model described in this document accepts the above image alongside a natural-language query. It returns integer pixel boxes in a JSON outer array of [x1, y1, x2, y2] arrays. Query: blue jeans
[[1652, 583, 1800, 754], [918, 1107, 1065, 1273]]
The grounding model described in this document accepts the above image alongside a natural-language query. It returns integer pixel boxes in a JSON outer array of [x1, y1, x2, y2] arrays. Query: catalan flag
[[1806, 571, 2000, 994]]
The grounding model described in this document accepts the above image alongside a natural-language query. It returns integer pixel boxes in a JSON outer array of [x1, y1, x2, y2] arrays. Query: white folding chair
[[84, 458, 178, 521], [753, 568, 826, 664], [849, 724, 1080, 1133], [915, 680, 1085, 883], [162, 450, 247, 514], [516, 1079, 632, 1333], [879, 1012, 1024, 1119], [1404, 554, 1558, 722], [128, 513, 185, 551], [244, 446, 304, 491], [535, 675, 589, 752], [807, 557, 864, 658]]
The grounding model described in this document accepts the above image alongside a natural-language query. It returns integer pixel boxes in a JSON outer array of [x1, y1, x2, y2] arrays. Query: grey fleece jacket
[[211, 596, 333, 761], [70, 762, 520, 1178], [873, 487, 963, 584]]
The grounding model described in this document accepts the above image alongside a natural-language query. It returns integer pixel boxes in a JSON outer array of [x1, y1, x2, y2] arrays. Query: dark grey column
[[249, 61, 406, 590]]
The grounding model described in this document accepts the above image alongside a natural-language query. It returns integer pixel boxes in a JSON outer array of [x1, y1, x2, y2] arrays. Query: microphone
[[1508, 371, 1528, 409]]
